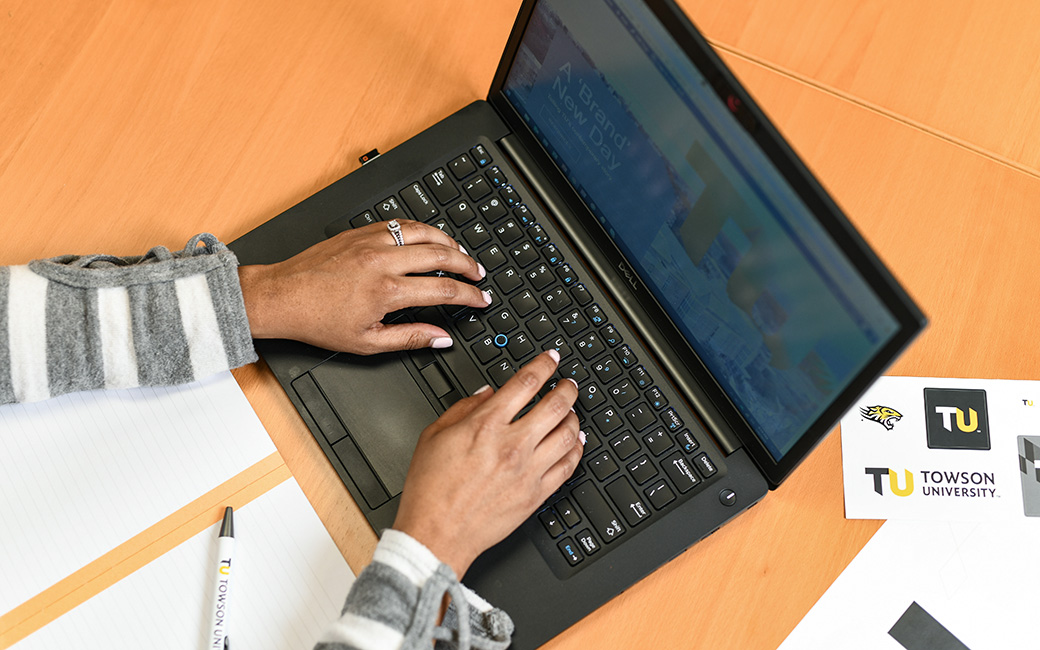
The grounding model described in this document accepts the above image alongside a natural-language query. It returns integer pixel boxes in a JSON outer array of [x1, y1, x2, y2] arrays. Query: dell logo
[[617, 262, 639, 291]]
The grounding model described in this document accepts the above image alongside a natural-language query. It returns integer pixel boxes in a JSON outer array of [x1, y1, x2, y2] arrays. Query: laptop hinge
[[497, 134, 742, 456]]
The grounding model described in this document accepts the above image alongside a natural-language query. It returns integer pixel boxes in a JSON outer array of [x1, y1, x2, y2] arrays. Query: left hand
[[238, 219, 489, 354]]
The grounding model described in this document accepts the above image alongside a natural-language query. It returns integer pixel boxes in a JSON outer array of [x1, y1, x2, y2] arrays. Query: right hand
[[392, 350, 584, 577]]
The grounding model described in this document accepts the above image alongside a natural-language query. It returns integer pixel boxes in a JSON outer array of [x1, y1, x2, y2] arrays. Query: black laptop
[[230, 0, 925, 646]]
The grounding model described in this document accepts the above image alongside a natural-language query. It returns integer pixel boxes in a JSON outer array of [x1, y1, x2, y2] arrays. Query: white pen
[[209, 506, 235, 650]]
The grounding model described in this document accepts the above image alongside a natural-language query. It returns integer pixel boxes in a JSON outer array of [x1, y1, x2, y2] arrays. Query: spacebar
[[436, 340, 485, 396], [572, 481, 625, 543]]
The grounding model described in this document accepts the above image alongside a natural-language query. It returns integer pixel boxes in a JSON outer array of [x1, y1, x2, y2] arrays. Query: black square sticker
[[923, 388, 990, 450]]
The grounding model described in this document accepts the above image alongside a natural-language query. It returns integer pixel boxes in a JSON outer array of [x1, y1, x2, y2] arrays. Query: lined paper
[[0, 372, 277, 614], [13, 478, 354, 649]]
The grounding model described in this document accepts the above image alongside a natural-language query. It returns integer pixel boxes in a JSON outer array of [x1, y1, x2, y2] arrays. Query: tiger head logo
[[860, 405, 903, 430]]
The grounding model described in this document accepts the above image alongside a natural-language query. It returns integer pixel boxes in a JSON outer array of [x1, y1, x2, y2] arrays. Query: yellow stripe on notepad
[[0, 452, 290, 649]]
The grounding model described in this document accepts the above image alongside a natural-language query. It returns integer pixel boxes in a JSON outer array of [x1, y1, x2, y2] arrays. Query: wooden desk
[[2, 1, 1037, 648]]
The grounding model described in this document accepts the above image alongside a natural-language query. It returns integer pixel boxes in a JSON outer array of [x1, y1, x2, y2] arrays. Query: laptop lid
[[483, 0, 926, 487]]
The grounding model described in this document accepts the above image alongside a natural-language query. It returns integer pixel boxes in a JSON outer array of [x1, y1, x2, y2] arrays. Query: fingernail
[[431, 337, 453, 349], [578, 430, 587, 446], [482, 290, 492, 305], [546, 348, 561, 364], [458, 244, 468, 256], [565, 377, 578, 389], [477, 263, 487, 279], [472, 384, 491, 395]]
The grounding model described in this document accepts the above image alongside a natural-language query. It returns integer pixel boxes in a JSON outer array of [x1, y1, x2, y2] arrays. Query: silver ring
[[387, 219, 405, 246]]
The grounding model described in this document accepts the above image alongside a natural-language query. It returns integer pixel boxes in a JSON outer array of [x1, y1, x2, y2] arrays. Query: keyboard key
[[605, 477, 651, 527], [608, 380, 637, 407], [625, 403, 656, 432], [486, 165, 507, 187], [575, 529, 600, 555], [375, 195, 408, 220], [449, 153, 476, 179], [526, 312, 555, 340], [600, 325, 622, 347], [488, 359, 514, 387], [500, 185, 520, 208], [543, 287, 572, 314], [446, 200, 475, 227], [349, 211, 379, 228], [508, 289, 539, 317], [471, 144, 491, 167], [495, 267, 523, 294], [490, 309, 518, 333], [514, 204, 533, 225], [626, 455, 658, 485], [464, 176, 491, 201], [662, 451, 701, 493], [456, 312, 484, 340], [646, 386, 667, 410], [576, 332, 606, 360], [592, 407, 622, 436], [507, 331, 534, 360], [693, 453, 717, 478], [676, 429, 699, 454], [546, 335, 571, 359], [478, 244, 507, 271], [528, 224, 548, 246], [423, 168, 459, 204], [609, 432, 639, 460], [482, 285, 500, 309], [571, 283, 593, 306], [587, 452, 619, 481], [542, 244, 563, 266], [526, 264, 555, 291], [477, 196, 507, 222], [631, 366, 652, 389], [555, 497, 581, 528], [400, 182, 438, 220], [510, 241, 540, 268], [561, 359, 589, 383], [428, 218, 453, 236], [472, 336, 500, 364], [644, 479, 676, 510], [585, 304, 606, 326], [461, 222, 491, 249], [644, 427, 674, 456], [616, 345, 637, 368], [556, 263, 577, 285], [559, 309, 589, 337], [494, 218, 522, 243], [557, 538, 583, 566], [661, 408, 684, 432], [578, 384, 606, 411], [538, 509, 565, 538], [591, 356, 621, 383]]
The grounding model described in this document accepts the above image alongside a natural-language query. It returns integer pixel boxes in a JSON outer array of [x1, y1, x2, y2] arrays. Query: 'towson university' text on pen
[[209, 507, 235, 650]]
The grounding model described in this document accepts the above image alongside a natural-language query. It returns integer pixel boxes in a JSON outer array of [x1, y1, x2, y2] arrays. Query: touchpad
[[309, 353, 439, 498]]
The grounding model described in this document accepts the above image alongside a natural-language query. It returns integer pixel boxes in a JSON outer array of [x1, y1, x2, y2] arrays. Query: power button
[[719, 489, 737, 507]]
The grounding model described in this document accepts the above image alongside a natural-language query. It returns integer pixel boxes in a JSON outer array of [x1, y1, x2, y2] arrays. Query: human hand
[[392, 350, 584, 577], [238, 219, 489, 354]]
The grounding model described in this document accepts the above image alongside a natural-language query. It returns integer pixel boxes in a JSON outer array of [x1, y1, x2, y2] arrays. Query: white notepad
[[0, 373, 277, 614]]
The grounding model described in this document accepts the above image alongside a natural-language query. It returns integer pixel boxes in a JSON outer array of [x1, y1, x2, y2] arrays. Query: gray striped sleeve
[[45, 280, 106, 396], [0, 266, 14, 403], [128, 280, 194, 388]]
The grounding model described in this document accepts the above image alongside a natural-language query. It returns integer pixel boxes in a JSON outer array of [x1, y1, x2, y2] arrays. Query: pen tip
[[220, 506, 234, 537]]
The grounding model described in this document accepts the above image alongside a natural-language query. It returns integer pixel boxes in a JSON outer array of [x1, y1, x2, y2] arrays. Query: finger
[[358, 321, 456, 354], [475, 350, 561, 424], [531, 411, 581, 467], [515, 375, 579, 444], [382, 275, 491, 312], [385, 243, 485, 282], [538, 437, 584, 497], [431, 384, 495, 430]]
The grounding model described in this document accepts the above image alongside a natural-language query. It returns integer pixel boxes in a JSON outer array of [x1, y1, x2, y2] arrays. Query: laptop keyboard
[[328, 141, 723, 578]]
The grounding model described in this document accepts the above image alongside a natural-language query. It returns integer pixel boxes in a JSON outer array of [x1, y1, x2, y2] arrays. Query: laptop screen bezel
[[484, 0, 926, 488]]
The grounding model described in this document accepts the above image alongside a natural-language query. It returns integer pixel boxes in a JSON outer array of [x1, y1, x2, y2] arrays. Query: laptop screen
[[500, 0, 901, 461]]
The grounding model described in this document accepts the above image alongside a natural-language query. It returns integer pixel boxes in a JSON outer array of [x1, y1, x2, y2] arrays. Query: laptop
[[229, 0, 926, 646]]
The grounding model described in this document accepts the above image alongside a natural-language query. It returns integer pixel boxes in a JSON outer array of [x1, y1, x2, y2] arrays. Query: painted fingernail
[[565, 377, 578, 389], [482, 290, 492, 305], [458, 244, 468, 256], [477, 263, 487, 279], [578, 430, 587, 446], [431, 337, 453, 349], [472, 384, 492, 395], [546, 348, 561, 364]]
